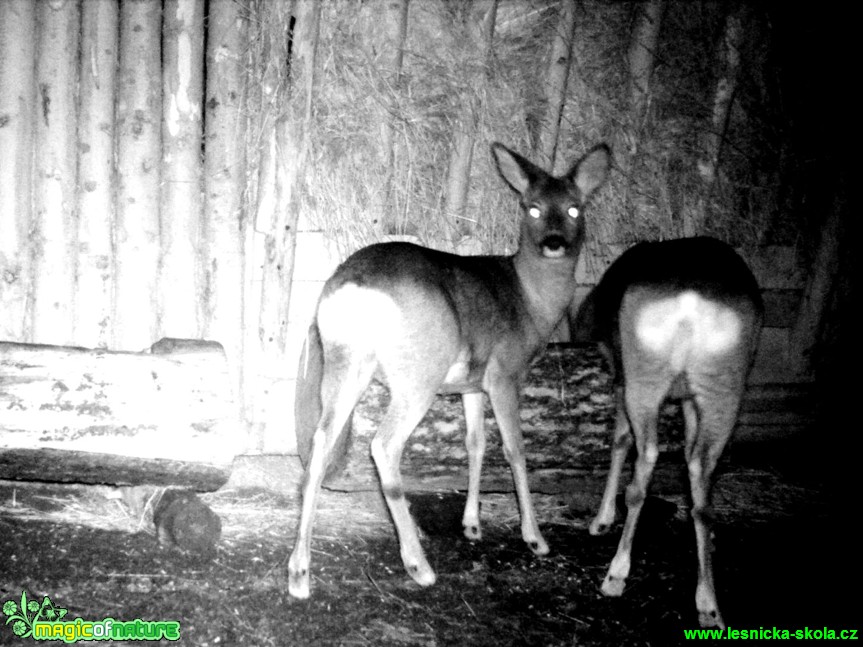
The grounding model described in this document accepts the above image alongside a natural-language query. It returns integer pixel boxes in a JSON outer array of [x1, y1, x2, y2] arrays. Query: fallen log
[[0, 338, 240, 490]]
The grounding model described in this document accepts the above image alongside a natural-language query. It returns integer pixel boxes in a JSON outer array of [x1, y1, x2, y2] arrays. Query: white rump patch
[[634, 291, 743, 360], [317, 284, 403, 347]]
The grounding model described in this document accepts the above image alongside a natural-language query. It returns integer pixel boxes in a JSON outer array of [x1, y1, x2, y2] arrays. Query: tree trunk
[[0, 0, 36, 342], [115, 0, 161, 350], [537, 0, 576, 173], [250, 1, 319, 450], [698, 6, 744, 185], [203, 0, 248, 424], [251, 2, 291, 244], [444, 0, 497, 244], [684, 5, 746, 237], [160, 0, 205, 339], [76, 0, 119, 348], [789, 193, 844, 378], [627, 0, 664, 127], [609, 0, 663, 243], [31, 0, 80, 346], [257, 0, 320, 358], [445, 124, 476, 242], [245, 1, 292, 450], [375, 0, 409, 235]]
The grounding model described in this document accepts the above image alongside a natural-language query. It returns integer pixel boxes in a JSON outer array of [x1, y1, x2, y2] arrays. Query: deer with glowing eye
[[288, 142, 611, 598]]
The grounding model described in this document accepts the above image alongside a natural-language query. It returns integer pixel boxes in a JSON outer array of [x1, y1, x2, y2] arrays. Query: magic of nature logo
[[2, 591, 180, 642]]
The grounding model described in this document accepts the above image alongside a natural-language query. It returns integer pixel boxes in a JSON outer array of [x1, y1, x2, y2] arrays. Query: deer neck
[[513, 249, 578, 338]]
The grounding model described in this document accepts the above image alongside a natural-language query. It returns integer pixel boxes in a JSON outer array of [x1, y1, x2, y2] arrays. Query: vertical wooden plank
[[204, 0, 248, 439], [0, 0, 36, 342], [77, 0, 119, 348], [31, 0, 80, 345], [115, 0, 161, 350], [160, 0, 205, 338]]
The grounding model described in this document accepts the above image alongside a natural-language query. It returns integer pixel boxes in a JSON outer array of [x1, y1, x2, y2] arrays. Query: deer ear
[[570, 144, 611, 200], [491, 143, 545, 196]]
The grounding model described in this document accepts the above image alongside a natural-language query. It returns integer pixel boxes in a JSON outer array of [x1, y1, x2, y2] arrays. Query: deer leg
[[462, 391, 486, 541], [288, 353, 374, 599], [686, 389, 740, 629], [370, 388, 440, 587], [488, 377, 548, 556], [601, 380, 664, 597], [688, 444, 725, 629], [591, 386, 632, 535]]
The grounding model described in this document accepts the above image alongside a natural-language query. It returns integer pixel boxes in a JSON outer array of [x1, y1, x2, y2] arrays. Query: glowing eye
[[529, 207, 541, 219], [567, 206, 580, 219]]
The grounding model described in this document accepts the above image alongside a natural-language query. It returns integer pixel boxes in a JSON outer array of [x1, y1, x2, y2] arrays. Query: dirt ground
[[1, 346, 859, 646]]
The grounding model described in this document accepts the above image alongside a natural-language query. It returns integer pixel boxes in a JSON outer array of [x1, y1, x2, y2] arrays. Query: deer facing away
[[572, 236, 763, 628]]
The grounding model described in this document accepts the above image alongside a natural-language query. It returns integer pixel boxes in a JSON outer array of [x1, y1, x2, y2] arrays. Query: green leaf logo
[[2, 591, 66, 639], [40, 596, 67, 621]]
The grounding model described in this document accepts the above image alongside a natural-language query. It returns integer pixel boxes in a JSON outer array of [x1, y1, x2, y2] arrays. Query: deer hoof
[[406, 561, 437, 587], [463, 524, 482, 541], [527, 537, 550, 556], [288, 568, 311, 599], [698, 608, 725, 629], [589, 517, 612, 536], [601, 573, 626, 597]]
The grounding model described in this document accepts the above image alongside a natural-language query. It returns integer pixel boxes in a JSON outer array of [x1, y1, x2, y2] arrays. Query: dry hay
[[231, 0, 795, 310], [280, 1, 770, 259], [239, 1, 625, 262], [0, 482, 139, 533], [0, 476, 586, 584]]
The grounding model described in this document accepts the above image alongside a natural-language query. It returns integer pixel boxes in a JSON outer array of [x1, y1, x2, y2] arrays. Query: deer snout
[[539, 234, 570, 258]]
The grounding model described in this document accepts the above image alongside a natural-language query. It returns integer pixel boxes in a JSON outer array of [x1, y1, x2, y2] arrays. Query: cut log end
[[152, 488, 222, 558]]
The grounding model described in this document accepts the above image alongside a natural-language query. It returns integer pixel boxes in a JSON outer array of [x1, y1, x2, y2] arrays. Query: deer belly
[[632, 291, 743, 368]]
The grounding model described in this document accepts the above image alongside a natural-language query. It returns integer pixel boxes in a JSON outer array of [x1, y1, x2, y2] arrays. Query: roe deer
[[573, 237, 763, 628], [288, 142, 611, 598]]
